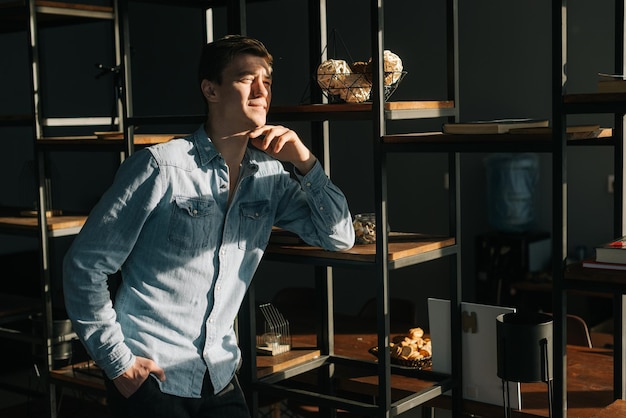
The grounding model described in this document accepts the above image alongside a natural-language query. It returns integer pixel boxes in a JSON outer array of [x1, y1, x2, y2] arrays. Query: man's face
[[212, 53, 272, 130]]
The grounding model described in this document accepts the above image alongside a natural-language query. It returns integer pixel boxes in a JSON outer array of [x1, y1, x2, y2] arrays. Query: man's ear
[[201, 79, 218, 102]]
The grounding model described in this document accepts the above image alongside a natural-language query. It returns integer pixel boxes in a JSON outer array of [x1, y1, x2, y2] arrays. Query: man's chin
[[250, 116, 267, 128]]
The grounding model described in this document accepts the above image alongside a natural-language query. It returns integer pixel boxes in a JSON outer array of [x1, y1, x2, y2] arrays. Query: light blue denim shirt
[[63, 126, 354, 397]]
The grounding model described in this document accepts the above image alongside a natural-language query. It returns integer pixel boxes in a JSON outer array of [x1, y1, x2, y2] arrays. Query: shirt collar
[[192, 125, 259, 176], [191, 126, 221, 167]]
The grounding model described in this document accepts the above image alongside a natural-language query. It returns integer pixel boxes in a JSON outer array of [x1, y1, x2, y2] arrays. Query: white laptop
[[427, 298, 521, 409]]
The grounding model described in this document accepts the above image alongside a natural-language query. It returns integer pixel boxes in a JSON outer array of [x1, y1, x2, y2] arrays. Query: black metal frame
[[239, 0, 462, 417], [552, 1, 626, 416]]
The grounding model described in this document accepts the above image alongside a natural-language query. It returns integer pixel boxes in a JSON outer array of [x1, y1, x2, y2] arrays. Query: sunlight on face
[[219, 54, 273, 129]]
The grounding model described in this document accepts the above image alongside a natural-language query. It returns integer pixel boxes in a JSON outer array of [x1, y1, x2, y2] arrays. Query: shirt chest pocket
[[169, 196, 216, 250], [238, 201, 272, 250]]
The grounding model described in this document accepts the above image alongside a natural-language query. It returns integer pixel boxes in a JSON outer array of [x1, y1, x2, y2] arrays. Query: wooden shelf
[[257, 348, 321, 378], [126, 101, 455, 125], [35, 134, 177, 150], [266, 235, 455, 268], [385, 131, 553, 142], [123, 0, 262, 9], [0, 1, 114, 33], [49, 361, 106, 393], [259, 331, 450, 416], [269, 101, 455, 122], [0, 215, 87, 237], [50, 348, 321, 392], [382, 129, 614, 153], [564, 92, 626, 113], [565, 92, 626, 104], [565, 262, 626, 291]]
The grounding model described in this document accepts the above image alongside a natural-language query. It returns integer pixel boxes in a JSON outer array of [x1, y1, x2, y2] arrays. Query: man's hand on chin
[[248, 125, 317, 174]]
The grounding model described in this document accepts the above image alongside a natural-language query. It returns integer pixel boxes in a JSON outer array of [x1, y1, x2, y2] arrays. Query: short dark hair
[[198, 35, 273, 85]]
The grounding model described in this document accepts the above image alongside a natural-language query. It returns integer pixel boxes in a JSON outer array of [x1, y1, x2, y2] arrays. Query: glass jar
[[353, 213, 377, 244]]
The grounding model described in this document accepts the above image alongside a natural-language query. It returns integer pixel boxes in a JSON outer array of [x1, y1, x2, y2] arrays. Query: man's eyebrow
[[236, 69, 272, 79]]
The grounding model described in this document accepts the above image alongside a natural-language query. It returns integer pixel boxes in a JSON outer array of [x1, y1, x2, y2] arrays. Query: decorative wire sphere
[[316, 71, 407, 104]]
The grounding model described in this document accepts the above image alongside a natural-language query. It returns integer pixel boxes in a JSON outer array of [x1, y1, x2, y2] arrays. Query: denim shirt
[[63, 126, 354, 397]]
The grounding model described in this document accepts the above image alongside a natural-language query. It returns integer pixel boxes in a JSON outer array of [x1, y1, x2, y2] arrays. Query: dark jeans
[[104, 373, 251, 418]]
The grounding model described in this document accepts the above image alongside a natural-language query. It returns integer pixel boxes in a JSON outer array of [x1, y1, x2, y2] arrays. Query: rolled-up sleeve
[[275, 161, 354, 251], [62, 151, 162, 379]]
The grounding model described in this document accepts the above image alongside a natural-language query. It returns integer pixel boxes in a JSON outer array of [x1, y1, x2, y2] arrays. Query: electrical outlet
[[608, 174, 615, 193]]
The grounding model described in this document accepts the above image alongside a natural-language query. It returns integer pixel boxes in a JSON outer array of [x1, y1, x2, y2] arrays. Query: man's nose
[[252, 79, 269, 97]]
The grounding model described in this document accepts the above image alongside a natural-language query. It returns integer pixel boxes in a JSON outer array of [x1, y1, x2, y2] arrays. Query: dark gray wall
[[0, 0, 618, 324]]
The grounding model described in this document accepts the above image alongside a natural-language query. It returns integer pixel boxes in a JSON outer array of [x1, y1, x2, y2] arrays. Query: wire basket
[[316, 70, 407, 104]]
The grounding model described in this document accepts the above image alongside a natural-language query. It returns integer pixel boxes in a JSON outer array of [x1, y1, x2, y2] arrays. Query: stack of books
[[441, 119, 605, 139], [598, 73, 626, 93], [583, 236, 626, 271], [442, 118, 549, 134]]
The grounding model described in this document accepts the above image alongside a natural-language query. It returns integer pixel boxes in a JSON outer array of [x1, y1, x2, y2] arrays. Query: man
[[63, 35, 354, 418]]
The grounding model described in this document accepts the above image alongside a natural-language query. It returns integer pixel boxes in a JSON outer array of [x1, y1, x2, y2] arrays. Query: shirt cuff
[[295, 160, 327, 191]]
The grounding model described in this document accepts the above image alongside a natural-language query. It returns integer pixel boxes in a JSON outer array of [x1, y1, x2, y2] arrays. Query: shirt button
[[209, 318, 214, 323], [216, 285, 221, 292], [306, 182, 311, 187], [192, 209, 198, 215], [319, 206, 324, 211]]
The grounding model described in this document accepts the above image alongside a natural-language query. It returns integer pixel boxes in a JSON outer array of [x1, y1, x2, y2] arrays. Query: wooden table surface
[[286, 331, 616, 417]]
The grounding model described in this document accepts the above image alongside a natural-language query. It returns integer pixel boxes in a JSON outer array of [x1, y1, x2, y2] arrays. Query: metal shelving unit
[[0, 2, 123, 416], [10, 1, 625, 417], [554, 1, 626, 416], [241, 1, 626, 416], [237, 1, 464, 417], [0, 1, 280, 417]]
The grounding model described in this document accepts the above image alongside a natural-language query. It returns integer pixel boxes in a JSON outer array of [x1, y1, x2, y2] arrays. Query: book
[[442, 118, 549, 135], [507, 124, 605, 140], [598, 73, 626, 93], [582, 259, 626, 271], [594, 236, 626, 264]]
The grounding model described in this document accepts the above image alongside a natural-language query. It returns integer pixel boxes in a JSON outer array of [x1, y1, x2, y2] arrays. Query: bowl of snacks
[[369, 327, 433, 369]]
